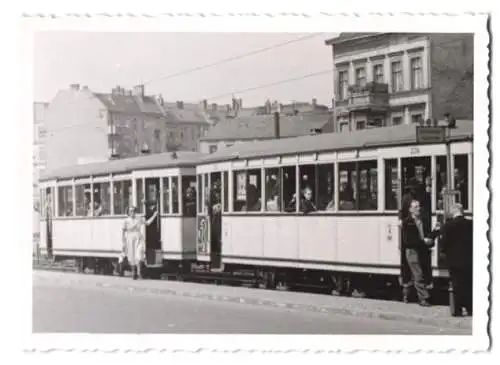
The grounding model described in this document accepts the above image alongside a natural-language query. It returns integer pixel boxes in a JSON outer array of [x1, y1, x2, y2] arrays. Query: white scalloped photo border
[[9, 11, 491, 355]]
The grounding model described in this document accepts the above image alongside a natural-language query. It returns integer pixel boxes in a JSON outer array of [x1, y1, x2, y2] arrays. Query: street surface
[[33, 271, 470, 334]]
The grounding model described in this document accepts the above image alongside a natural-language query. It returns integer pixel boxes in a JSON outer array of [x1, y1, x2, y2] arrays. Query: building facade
[[325, 33, 473, 132], [43, 84, 211, 171], [33, 102, 48, 208]]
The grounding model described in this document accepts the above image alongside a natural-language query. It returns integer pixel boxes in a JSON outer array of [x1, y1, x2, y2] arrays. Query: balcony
[[347, 82, 389, 112]]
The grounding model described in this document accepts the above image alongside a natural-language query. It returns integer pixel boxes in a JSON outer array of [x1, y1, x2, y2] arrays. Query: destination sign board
[[416, 126, 446, 144]]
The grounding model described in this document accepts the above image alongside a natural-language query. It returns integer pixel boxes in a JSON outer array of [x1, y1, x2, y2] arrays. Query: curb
[[34, 267, 471, 330]]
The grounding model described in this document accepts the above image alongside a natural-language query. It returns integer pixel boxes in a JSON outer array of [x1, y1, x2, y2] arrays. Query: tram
[[195, 120, 473, 295], [38, 151, 201, 278], [37, 120, 473, 297]]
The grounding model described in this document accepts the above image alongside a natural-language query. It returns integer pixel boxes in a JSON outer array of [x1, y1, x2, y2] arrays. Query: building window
[[356, 121, 366, 130], [391, 61, 403, 92], [339, 122, 349, 132], [411, 114, 424, 124], [392, 116, 403, 126], [209, 145, 218, 154], [355, 67, 366, 86], [338, 71, 348, 100], [373, 64, 384, 83], [411, 57, 423, 90]]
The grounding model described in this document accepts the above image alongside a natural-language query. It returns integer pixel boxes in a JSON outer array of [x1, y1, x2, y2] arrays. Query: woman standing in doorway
[[120, 205, 158, 280]]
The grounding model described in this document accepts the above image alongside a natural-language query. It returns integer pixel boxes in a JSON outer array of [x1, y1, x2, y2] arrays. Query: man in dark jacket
[[399, 184, 416, 302], [441, 203, 473, 316], [401, 199, 433, 306]]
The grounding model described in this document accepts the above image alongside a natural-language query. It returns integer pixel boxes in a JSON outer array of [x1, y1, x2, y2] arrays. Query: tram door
[[144, 178, 162, 267], [401, 156, 432, 285], [45, 188, 53, 259], [209, 172, 222, 269]]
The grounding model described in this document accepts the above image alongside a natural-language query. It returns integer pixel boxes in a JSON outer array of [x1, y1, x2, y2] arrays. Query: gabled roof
[[325, 32, 381, 45], [202, 120, 473, 164], [200, 113, 333, 142], [40, 151, 203, 181], [93, 93, 163, 116], [93, 93, 210, 125]]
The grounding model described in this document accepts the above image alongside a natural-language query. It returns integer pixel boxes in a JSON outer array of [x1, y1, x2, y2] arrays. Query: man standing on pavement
[[401, 199, 433, 306], [440, 203, 473, 316], [399, 183, 416, 302]]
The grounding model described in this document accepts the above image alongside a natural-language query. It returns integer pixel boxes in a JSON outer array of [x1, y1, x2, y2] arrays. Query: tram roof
[[202, 120, 474, 164], [40, 151, 203, 181]]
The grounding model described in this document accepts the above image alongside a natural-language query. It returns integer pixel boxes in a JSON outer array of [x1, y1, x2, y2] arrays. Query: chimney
[[176, 101, 184, 109], [273, 112, 280, 139], [232, 97, 238, 111], [201, 99, 208, 111], [69, 84, 80, 91], [312, 98, 317, 110], [133, 85, 145, 98]]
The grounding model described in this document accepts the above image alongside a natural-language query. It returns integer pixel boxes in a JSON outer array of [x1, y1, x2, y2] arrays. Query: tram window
[[203, 173, 209, 214], [359, 160, 378, 210], [197, 175, 202, 213], [93, 182, 111, 216], [454, 154, 469, 210], [75, 184, 91, 216], [44, 188, 54, 217], [233, 169, 262, 212], [58, 186, 73, 217], [282, 166, 297, 213], [297, 164, 318, 214], [136, 179, 144, 214], [162, 177, 170, 214], [338, 163, 356, 211], [182, 176, 197, 217], [317, 164, 335, 211], [40, 189, 45, 217], [265, 168, 281, 212], [436, 156, 447, 210], [114, 180, 132, 215], [172, 176, 179, 214], [385, 159, 399, 210], [223, 171, 229, 212]]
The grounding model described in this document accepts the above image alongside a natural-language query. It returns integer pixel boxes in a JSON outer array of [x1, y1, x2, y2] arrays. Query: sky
[[34, 32, 338, 108]]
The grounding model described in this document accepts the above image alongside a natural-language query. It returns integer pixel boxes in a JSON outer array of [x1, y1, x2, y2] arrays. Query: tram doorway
[[45, 187, 53, 259], [144, 178, 162, 267], [209, 172, 222, 269]]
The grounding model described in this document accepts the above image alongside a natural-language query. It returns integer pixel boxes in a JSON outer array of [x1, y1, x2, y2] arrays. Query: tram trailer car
[[38, 151, 202, 278], [196, 121, 473, 297]]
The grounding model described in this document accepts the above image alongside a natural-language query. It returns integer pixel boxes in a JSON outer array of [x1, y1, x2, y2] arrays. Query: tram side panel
[[160, 217, 197, 264], [222, 215, 401, 276], [52, 219, 122, 258]]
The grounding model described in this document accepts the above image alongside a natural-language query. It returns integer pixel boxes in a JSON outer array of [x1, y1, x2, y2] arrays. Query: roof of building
[[39, 151, 203, 181], [324, 32, 381, 45], [200, 113, 333, 142], [93, 93, 210, 124], [202, 120, 474, 164]]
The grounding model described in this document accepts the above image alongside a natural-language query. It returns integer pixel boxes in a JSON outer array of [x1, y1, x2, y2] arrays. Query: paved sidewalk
[[34, 270, 472, 331]]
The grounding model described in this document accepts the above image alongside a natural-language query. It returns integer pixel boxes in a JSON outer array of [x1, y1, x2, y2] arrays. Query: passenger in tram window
[[242, 184, 261, 212], [454, 168, 468, 209], [300, 186, 317, 214], [318, 184, 335, 211], [265, 176, 280, 212], [184, 187, 197, 217], [84, 194, 92, 216], [93, 200, 103, 217], [339, 181, 355, 210]]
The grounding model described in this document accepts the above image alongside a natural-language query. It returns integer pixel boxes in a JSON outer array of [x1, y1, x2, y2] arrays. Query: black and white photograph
[[8, 10, 491, 355]]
